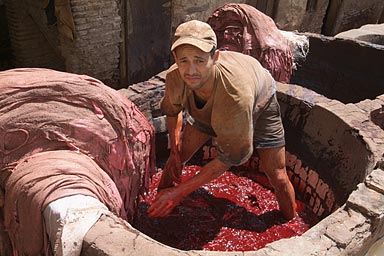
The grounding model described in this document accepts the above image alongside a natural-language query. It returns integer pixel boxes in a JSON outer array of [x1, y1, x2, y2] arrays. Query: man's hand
[[149, 158, 230, 218], [157, 153, 183, 190], [147, 187, 184, 218]]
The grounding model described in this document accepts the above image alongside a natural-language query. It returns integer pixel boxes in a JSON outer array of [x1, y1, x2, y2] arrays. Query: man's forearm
[[157, 112, 184, 190], [167, 112, 183, 153], [176, 158, 230, 198]]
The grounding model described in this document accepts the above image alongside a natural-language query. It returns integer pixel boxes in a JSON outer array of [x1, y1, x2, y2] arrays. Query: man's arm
[[147, 157, 230, 218], [167, 112, 183, 156], [176, 157, 229, 197], [157, 112, 183, 189]]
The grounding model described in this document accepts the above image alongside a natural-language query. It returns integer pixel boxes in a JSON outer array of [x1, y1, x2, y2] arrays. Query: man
[[147, 20, 296, 220], [207, 3, 293, 83]]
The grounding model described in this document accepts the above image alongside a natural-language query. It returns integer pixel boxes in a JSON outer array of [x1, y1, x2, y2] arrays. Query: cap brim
[[171, 37, 213, 52]]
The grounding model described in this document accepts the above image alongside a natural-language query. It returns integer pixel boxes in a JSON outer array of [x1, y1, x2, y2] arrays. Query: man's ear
[[213, 50, 219, 63], [172, 51, 177, 63]]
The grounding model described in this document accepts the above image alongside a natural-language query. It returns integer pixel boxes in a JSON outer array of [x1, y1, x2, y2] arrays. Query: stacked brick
[[4, 0, 122, 88], [4, 0, 64, 70], [61, 0, 122, 88]]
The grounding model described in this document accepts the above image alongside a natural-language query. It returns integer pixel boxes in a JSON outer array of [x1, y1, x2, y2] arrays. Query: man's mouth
[[185, 75, 200, 82]]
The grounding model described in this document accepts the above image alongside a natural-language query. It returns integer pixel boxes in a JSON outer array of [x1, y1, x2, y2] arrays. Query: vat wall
[[290, 33, 384, 104]]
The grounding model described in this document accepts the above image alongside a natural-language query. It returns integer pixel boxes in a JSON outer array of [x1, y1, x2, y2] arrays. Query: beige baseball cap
[[171, 20, 217, 52]]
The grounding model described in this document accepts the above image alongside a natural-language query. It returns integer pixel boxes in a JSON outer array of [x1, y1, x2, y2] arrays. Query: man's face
[[217, 24, 244, 52], [173, 45, 217, 91]]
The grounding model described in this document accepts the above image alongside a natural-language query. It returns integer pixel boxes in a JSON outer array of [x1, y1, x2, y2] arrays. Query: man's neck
[[193, 69, 215, 101]]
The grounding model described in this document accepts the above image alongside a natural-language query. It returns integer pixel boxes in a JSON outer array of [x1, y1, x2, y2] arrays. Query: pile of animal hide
[[208, 3, 294, 83], [0, 68, 155, 255]]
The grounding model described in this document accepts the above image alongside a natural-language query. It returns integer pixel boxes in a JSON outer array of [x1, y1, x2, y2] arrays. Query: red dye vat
[[134, 165, 318, 251]]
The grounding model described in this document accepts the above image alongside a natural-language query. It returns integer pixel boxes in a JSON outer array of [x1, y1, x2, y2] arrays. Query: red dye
[[134, 165, 318, 251]]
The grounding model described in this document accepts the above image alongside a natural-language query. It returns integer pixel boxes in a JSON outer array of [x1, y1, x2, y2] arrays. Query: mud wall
[[170, 0, 245, 32], [169, 0, 330, 36], [278, 85, 376, 204]]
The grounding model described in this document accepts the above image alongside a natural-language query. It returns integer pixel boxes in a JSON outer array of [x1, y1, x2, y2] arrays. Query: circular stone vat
[[136, 84, 372, 249], [356, 34, 384, 46], [335, 23, 384, 48], [82, 82, 384, 256]]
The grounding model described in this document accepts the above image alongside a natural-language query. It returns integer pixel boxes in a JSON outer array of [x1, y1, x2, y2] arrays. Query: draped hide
[[0, 68, 156, 255], [208, 3, 293, 83]]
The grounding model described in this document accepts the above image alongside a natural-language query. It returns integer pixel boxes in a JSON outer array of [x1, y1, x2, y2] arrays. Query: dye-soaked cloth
[[6, 151, 121, 255], [0, 68, 156, 255], [44, 194, 110, 256], [207, 3, 293, 83]]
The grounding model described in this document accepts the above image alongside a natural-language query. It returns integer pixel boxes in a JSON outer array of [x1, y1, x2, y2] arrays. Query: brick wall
[[62, 0, 122, 88], [4, 0, 64, 70], [4, 0, 122, 88]]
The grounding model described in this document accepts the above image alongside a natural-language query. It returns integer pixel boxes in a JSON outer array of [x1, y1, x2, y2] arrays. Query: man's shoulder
[[165, 63, 178, 75], [216, 50, 264, 78], [217, 50, 261, 70], [218, 50, 255, 61], [165, 64, 181, 82]]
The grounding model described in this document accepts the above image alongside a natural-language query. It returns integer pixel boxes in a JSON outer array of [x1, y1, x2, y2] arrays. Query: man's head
[[171, 20, 217, 53], [171, 20, 219, 91]]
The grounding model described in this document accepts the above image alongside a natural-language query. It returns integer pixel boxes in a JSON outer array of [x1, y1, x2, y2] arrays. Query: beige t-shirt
[[161, 51, 276, 166]]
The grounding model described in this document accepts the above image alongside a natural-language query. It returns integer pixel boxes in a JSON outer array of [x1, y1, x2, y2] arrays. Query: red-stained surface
[[134, 165, 318, 251]]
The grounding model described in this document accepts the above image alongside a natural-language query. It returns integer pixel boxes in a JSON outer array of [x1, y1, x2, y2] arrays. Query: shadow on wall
[[0, 3, 12, 71]]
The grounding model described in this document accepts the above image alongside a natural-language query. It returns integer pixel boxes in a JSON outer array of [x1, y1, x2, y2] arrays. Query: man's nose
[[187, 63, 197, 73]]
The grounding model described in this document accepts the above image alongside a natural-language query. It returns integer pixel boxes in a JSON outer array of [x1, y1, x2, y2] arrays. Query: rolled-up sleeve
[[160, 68, 185, 117]]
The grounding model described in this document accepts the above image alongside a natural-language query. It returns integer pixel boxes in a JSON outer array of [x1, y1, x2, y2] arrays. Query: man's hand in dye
[[157, 152, 183, 190], [147, 187, 183, 218]]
